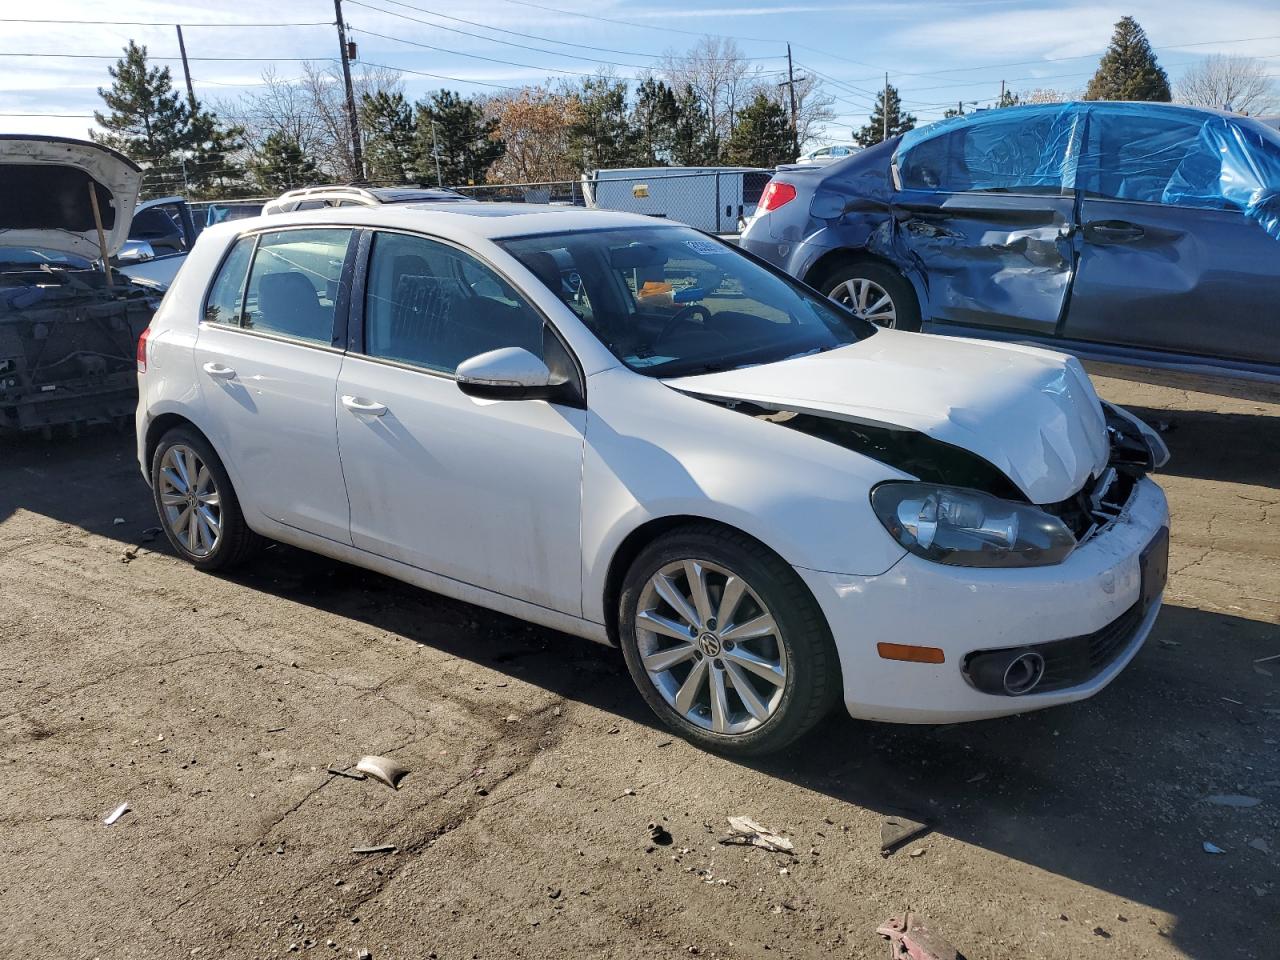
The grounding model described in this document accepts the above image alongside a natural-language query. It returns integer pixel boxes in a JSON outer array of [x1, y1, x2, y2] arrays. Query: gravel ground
[[2, 364, 1277, 960]]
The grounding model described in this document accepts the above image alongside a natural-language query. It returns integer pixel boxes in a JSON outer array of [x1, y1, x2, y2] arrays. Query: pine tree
[[566, 75, 639, 170], [854, 83, 916, 147], [670, 84, 718, 165], [251, 132, 318, 193], [633, 77, 680, 165], [413, 91, 505, 186], [724, 92, 792, 167], [92, 41, 189, 195], [1085, 16, 1171, 101], [361, 90, 415, 184], [94, 40, 245, 198]]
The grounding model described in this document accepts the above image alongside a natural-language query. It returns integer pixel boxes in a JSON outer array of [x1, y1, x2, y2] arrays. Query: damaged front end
[[0, 135, 157, 435], [0, 262, 155, 434], [1039, 400, 1169, 545]]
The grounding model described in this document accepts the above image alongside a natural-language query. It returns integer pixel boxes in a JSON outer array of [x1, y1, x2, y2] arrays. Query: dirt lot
[[2, 365, 1277, 960]]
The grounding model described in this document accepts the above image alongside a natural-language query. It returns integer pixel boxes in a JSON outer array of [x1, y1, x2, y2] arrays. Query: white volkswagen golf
[[136, 204, 1171, 755]]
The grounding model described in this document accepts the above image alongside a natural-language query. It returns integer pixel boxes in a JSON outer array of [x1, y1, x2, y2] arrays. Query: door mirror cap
[[456, 347, 558, 401]]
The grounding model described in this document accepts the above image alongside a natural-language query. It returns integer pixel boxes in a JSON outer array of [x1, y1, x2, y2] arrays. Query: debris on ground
[[327, 766, 367, 781], [1254, 653, 1280, 664], [880, 815, 930, 858], [140, 527, 161, 542], [113, 517, 125, 525], [877, 912, 966, 960], [909, 847, 926, 858], [1248, 838, 1270, 853], [1203, 841, 1226, 854], [120, 546, 138, 563], [720, 816, 793, 853], [1205, 794, 1261, 808], [103, 802, 129, 826], [356, 755, 409, 790], [648, 822, 672, 846], [1093, 926, 1111, 938], [966, 772, 986, 783], [352, 844, 397, 855]]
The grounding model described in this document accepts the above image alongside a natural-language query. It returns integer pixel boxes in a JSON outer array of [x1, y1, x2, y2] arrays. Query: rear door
[[1065, 106, 1280, 364], [193, 227, 355, 543], [892, 109, 1079, 335]]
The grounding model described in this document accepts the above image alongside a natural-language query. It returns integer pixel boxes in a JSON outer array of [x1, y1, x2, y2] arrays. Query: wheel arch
[[144, 411, 213, 473], [600, 514, 828, 648], [803, 247, 928, 319]]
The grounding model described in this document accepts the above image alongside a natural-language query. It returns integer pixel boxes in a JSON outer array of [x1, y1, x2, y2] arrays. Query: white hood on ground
[[665, 329, 1110, 504], [0, 135, 143, 260]]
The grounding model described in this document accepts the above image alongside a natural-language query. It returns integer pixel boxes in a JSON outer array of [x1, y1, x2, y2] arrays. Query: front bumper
[[797, 476, 1169, 724]]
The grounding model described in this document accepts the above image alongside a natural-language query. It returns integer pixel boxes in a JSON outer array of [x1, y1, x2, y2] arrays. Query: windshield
[[499, 225, 874, 377]]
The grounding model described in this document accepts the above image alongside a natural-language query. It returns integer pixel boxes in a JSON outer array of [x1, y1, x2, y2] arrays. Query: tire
[[150, 426, 264, 571], [618, 524, 841, 756], [818, 260, 921, 331]]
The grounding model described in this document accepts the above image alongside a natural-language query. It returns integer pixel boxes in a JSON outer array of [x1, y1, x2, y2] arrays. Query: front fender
[[580, 370, 908, 624]]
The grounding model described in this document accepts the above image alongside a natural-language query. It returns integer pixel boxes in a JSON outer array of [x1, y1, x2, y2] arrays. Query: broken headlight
[[870, 482, 1076, 568]]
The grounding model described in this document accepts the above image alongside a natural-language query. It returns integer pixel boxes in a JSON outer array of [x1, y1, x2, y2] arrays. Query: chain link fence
[[452, 169, 774, 236]]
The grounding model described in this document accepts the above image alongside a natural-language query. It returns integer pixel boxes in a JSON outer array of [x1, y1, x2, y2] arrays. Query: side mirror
[[456, 347, 559, 401]]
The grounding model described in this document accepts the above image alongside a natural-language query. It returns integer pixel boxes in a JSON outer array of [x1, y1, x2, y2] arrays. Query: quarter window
[[204, 236, 255, 325], [242, 228, 353, 344], [363, 232, 546, 375]]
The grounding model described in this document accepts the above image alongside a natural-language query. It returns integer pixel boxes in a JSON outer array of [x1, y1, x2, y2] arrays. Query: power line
[[357, 59, 522, 90], [351, 26, 610, 78], [345, 0, 656, 71], [0, 17, 332, 27], [0, 51, 332, 62]]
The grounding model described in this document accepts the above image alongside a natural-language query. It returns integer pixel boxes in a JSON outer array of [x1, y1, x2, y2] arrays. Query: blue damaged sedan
[[741, 101, 1280, 379]]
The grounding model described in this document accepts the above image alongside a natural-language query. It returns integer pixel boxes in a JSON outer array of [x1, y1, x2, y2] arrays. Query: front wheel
[[618, 525, 840, 756], [820, 261, 921, 331]]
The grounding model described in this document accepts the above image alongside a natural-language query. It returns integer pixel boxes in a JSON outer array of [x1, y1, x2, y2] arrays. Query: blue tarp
[[894, 101, 1280, 240]]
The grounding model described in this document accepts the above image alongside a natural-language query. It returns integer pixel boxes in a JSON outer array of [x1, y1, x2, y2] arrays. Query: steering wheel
[[656, 304, 713, 344]]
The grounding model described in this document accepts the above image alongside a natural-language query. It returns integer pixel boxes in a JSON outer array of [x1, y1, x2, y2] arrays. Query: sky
[[3, 0, 1280, 147]]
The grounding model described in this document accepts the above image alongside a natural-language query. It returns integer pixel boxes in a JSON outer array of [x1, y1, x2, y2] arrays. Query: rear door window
[[204, 236, 255, 325], [242, 228, 353, 344], [900, 111, 1070, 194]]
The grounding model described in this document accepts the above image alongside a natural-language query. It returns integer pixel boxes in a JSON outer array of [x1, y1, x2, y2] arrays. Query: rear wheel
[[618, 525, 840, 756], [819, 260, 921, 331], [150, 427, 263, 571]]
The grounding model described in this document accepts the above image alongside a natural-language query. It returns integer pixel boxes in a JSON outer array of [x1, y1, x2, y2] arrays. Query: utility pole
[[786, 43, 799, 157], [175, 25, 197, 111], [882, 72, 889, 143], [430, 119, 443, 187], [333, 0, 364, 182], [999, 78, 1006, 107]]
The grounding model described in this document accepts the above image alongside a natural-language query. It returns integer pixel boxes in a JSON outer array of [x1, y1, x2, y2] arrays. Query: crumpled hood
[[664, 329, 1110, 504], [0, 135, 142, 260]]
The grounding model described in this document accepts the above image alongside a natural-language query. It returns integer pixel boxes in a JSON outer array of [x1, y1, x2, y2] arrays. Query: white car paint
[[137, 203, 1169, 732]]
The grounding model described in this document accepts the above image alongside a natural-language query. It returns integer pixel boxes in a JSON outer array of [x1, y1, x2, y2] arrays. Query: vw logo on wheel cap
[[698, 632, 722, 657]]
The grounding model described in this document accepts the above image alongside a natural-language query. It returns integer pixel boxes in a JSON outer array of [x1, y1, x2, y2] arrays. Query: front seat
[[256, 271, 329, 340]]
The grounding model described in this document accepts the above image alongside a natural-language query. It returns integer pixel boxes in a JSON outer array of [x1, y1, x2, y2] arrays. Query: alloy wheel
[[831, 277, 897, 327], [157, 444, 222, 558], [635, 559, 788, 735]]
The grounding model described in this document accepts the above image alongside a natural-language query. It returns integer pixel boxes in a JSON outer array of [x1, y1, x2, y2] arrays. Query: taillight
[[758, 181, 797, 212], [136, 326, 151, 373]]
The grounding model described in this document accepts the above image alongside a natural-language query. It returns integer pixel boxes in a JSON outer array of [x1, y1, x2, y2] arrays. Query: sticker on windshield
[[683, 239, 726, 256]]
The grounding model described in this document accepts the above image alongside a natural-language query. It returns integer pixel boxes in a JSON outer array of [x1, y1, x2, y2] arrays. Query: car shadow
[[3, 430, 1278, 958], [1122, 404, 1280, 487], [215, 540, 1279, 960]]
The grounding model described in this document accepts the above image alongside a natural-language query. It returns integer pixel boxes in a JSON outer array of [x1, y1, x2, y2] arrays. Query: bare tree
[[1018, 88, 1078, 105], [788, 74, 836, 151], [220, 63, 404, 183], [1176, 55, 1276, 115], [660, 37, 761, 147]]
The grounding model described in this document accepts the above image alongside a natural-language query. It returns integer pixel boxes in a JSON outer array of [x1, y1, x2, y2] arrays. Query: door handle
[[202, 362, 237, 379], [341, 395, 388, 417], [1084, 220, 1145, 243]]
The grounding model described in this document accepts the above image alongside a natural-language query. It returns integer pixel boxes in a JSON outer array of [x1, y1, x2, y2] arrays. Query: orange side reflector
[[877, 642, 945, 664]]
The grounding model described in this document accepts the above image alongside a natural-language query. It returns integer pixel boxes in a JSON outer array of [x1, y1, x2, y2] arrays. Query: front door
[[1065, 106, 1280, 365], [335, 230, 586, 615], [193, 227, 355, 543], [892, 107, 1080, 335]]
